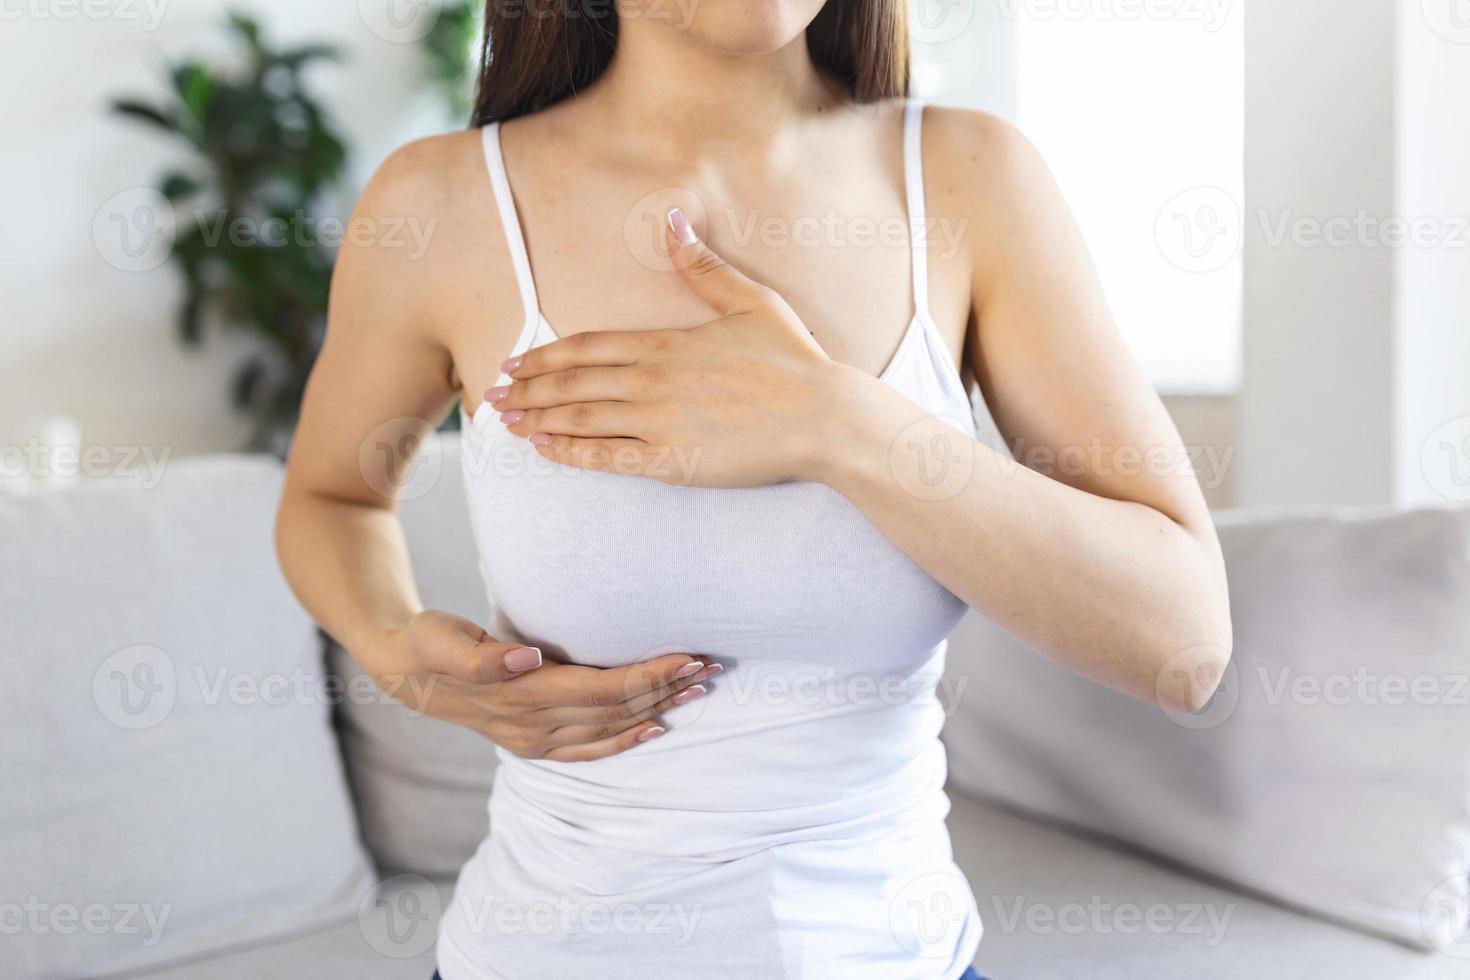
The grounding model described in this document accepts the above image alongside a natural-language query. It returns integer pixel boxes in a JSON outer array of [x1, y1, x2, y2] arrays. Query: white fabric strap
[[481, 123, 541, 332], [903, 99, 930, 317]]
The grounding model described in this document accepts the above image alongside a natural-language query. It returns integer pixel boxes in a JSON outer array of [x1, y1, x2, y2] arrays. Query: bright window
[[914, 3, 1245, 394], [1012, 4, 1244, 393]]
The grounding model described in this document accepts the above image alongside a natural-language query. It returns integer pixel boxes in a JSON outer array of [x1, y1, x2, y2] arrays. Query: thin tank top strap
[[481, 123, 541, 339], [902, 99, 974, 425], [903, 99, 932, 324]]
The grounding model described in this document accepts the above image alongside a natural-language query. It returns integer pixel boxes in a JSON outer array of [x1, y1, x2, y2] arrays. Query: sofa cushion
[[943, 504, 1470, 952], [945, 793, 1462, 980], [0, 457, 375, 979], [334, 433, 500, 877], [134, 875, 454, 980], [332, 647, 497, 877], [129, 796, 1452, 980]]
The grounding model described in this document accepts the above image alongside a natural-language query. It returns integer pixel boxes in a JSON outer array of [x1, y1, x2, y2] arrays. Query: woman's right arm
[[276, 136, 714, 761]]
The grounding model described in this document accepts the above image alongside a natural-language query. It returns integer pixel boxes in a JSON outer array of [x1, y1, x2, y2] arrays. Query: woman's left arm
[[491, 116, 1231, 713], [821, 113, 1234, 714]]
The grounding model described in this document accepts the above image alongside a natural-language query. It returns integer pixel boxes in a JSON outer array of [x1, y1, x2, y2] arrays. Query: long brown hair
[[468, 0, 909, 127]]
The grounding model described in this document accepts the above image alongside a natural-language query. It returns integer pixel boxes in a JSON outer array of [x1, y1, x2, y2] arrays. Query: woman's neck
[[581, 24, 842, 165]]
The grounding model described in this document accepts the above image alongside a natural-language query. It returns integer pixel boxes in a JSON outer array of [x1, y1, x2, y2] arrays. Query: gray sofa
[[4, 436, 1467, 979]]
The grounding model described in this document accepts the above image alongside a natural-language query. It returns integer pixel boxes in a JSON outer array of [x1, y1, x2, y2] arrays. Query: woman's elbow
[[1149, 574, 1234, 716]]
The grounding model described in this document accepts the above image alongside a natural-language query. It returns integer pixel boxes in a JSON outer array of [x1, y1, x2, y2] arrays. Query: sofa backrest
[[944, 503, 1470, 952], [0, 457, 375, 979]]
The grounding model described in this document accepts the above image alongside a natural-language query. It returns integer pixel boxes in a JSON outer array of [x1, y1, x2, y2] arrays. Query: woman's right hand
[[375, 609, 720, 762]]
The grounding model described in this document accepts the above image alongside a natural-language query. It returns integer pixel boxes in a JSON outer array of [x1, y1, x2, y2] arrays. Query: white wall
[[910, 0, 1015, 116], [1010, 7, 1244, 396], [1395, 0, 1470, 506], [9, 2, 1466, 507], [5, 0, 1007, 462], [1238, 0, 1470, 508], [0, 1, 457, 458], [1238, 0, 1399, 507]]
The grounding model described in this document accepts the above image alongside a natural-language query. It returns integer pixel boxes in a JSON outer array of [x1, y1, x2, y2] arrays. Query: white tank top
[[438, 100, 983, 980]]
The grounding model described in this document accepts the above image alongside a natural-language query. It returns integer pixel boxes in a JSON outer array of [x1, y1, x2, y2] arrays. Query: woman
[[276, 0, 1233, 975]]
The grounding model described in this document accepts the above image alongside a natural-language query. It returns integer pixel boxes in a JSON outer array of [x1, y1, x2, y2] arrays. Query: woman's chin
[[675, 13, 814, 57]]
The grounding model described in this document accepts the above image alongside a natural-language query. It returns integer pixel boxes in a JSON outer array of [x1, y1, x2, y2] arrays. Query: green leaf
[[179, 281, 205, 346], [232, 357, 266, 408], [421, 0, 483, 121], [160, 172, 203, 201], [111, 99, 178, 132], [271, 44, 341, 69], [178, 64, 215, 120], [112, 9, 348, 437], [227, 11, 263, 52]]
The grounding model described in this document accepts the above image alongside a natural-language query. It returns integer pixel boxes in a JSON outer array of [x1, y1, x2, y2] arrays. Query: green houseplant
[[112, 11, 348, 453], [422, 0, 484, 124]]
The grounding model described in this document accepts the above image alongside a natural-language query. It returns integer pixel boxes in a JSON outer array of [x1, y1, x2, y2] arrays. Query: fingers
[[434, 641, 541, 685], [543, 679, 711, 750], [580, 652, 717, 706], [619, 662, 721, 716], [664, 207, 775, 317], [503, 402, 650, 441], [506, 653, 714, 709], [533, 660, 722, 727], [503, 330, 649, 381], [411, 613, 543, 685], [493, 655, 724, 762], [542, 721, 666, 763], [491, 365, 643, 412]]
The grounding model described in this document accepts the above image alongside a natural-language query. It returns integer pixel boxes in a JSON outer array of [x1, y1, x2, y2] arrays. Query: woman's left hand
[[488, 208, 863, 488]]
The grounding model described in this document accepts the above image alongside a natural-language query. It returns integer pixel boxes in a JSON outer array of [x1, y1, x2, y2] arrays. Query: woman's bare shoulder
[[921, 106, 1056, 221], [341, 128, 522, 349], [356, 129, 493, 231]]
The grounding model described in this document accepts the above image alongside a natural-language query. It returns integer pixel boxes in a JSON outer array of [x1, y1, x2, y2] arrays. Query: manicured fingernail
[[529, 432, 552, 447], [638, 726, 666, 743], [674, 660, 704, 679], [501, 356, 523, 374], [698, 663, 724, 679], [505, 646, 542, 673], [672, 684, 706, 705], [500, 409, 526, 424], [667, 207, 697, 246], [486, 385, 510, 403]]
